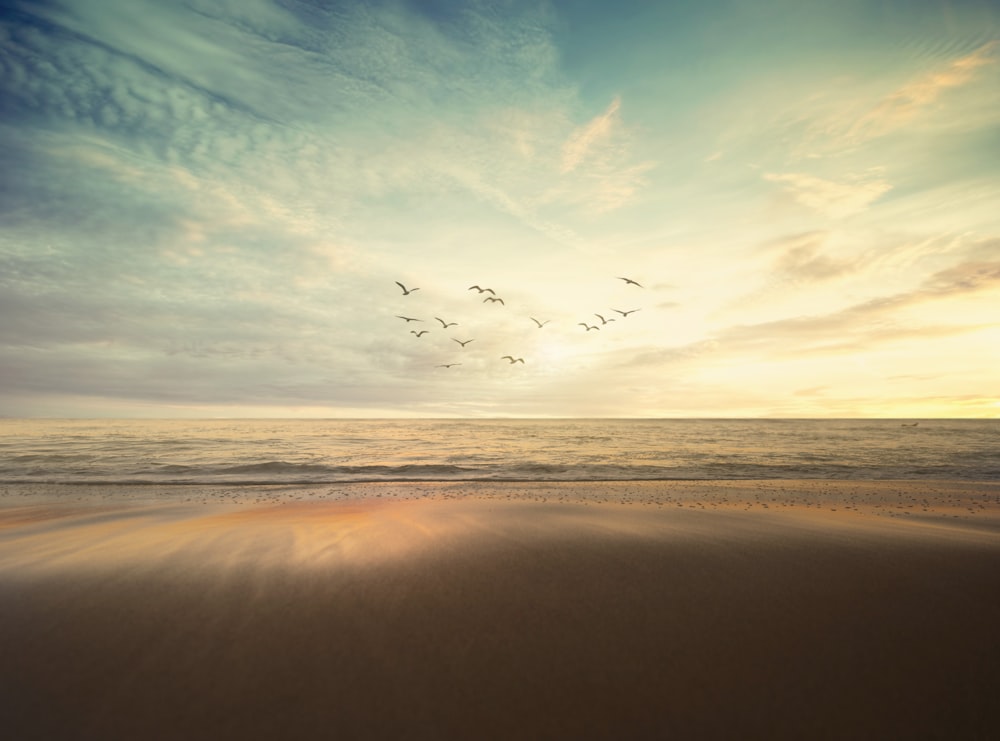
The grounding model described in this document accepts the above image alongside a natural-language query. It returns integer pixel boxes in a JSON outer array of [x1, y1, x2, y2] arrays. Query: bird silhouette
[[468, 285, 496, 294], [530, 317, 551, 328], [578, 323, 600, 331], [452, 338, 474, 347], [613, 308, 640, 317], [484, 296, 505, 305], [395, 281, 420, 295], [435, 317, 458, 328], [594, 313, 616, 325], [411, 330, 429, 337], [617, 277, 643, 287], [501, 356, 525, 364], [436, 363, 461, 368], [396, 315, 422, 323]]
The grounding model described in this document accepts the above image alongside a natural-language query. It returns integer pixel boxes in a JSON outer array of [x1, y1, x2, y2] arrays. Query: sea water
[[0, 418, 996, 484]]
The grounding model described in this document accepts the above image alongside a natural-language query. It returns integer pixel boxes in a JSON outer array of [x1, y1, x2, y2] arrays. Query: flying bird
[[436, 363, 462, 368], [411, 330, 429, 337], [530, 317, 551, 328], [617, 277, 643, 287], [501, 356, 525, 364], [452, 338, 474, 347], [395, 281, 420, 295], [484, 296, 505, 305], [435, 317, 458, 328], [468, 285, 496, 294], [578, 323, 600, 331], [594, 313, 616, 325], [396, 315, 422, 323], [613, 308, 640, 317]]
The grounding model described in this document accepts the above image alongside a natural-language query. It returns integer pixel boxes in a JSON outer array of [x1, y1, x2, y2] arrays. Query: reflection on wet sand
[[4, 487, 999, 575], [2, 488, 1000, 739]]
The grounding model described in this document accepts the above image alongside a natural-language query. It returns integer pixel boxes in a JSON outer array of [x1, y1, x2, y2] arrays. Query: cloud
[[561, 96, 621, 173], [627, 256, 1000, 370], [793, 385, 829, 397], [763, 171, 892, 217], [626, 339, 720, 368], [760, 231, 857, 282], [550, 96, 654, 213], [846, 41, 999, 144], [863, 232, 974, 275], [0, 1, 996, 417], [783, 40, 1000, 161], [722, 258, 1000, 355], [923, 258, 1000, 296]]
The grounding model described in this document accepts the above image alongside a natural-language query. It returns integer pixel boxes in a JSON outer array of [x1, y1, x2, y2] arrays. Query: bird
[[395, 281, 420, 295], [501, 356, 525, 364], [484, 296, 505, 305], [436, 363, 461, 368], [452, 338, 474, 347], [613, 308, 640, 317], [617, 277, 643, 287], [468, 285, 496, 294], [396, 315, 422, 323], [578, 323, 600, 331], [530, 317, 550, 328], [435, 317, 458, 328], [411, 330, 429, 337], [594, 313, 616, 325]]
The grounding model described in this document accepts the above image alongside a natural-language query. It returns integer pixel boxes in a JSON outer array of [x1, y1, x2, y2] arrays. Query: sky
[[1, 0, 998, 418]]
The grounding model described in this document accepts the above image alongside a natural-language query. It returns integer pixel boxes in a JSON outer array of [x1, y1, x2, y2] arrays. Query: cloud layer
[[0, 0, 998, 417]]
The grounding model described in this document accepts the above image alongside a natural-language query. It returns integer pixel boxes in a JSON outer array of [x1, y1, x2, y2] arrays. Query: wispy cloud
[[561, 96, 621, 173], [551, 96, 654, 213], [764, 170, 892, 218], [764, 231, 858, 282], [846, 40, 999, 144], [721, 258, 1000, 356], [629, 257, 1000, 368], [778, 40, 1000, 162]]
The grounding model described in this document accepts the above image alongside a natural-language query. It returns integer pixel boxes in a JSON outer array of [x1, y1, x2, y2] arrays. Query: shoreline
[[4, 476, 1000, 513], [3, 481, 999, 739]]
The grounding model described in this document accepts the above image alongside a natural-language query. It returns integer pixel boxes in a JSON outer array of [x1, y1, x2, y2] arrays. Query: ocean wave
[[2, 461, 997, 485], [2, 419, 997, 485]]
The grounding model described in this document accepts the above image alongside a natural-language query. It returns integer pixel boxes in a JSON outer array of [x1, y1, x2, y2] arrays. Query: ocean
[[0, 418, 996, 485]]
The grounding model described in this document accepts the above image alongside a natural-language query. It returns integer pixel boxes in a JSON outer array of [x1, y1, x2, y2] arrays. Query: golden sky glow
[[0, 1, 998, 417]]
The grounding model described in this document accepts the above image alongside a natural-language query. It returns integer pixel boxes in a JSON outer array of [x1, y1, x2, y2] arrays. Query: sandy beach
[[2, 480, 999, 739]]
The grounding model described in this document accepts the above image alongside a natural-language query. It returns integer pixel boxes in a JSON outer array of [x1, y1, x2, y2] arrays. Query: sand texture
[[2, 481, 999, 740]]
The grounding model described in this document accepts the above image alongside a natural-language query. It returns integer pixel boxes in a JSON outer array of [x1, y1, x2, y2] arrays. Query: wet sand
[[2, 481, 999, 740]]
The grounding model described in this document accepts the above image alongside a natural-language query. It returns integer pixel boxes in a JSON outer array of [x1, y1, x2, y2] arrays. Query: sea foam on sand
[[2, 481, 999, 740]]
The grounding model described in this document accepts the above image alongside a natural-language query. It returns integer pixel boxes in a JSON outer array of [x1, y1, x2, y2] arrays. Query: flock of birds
[[390, 277, 646, 369]]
